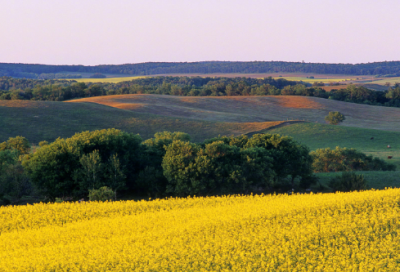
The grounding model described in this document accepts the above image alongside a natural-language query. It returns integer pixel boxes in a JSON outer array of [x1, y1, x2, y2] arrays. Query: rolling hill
[[67, 94, 400, 169], [0, 100, 284, 143], [2, 95, 400, 161], [68, 94, 400, 132]]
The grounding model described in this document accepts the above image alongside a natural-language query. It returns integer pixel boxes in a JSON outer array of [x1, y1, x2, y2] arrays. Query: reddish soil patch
[[67, 96, 145, 110], [180, 97, 200, 103], [272, 96, 325, 109], [320, 85, 348, 92]]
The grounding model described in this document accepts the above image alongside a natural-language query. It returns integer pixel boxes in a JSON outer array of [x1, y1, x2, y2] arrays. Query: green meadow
[[266, 122, 400, 168], [368, 77, 400, 86], [69, 76, 147, 83]]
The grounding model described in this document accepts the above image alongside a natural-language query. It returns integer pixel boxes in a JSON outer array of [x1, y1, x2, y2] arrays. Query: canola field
[[1, 189, 400, 271]]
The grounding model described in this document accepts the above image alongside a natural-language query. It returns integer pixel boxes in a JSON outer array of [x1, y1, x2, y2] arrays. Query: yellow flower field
[[1, 189, 400, 271]]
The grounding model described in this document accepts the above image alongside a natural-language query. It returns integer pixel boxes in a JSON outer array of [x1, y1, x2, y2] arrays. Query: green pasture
[[67, 73, 358, 84], [368, 77, 400, 86], [0, 100, 282, 144], [68, 76, 147, 84], [266, 122, 400, 169]]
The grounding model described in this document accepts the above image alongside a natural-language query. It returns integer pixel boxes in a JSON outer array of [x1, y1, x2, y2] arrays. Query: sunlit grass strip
[[1, 189, 400, 271], [68, 76, 148, 83]]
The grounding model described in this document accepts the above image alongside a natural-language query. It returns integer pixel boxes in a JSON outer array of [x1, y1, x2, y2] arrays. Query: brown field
[[273, 96, 325, 109], [319, 85, 348, 92], [68, 94, 400, 132]]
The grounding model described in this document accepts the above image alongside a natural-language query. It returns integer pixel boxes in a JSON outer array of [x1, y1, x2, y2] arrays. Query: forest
[[1, 61, 400, 78], [1, 76, 400, 108]]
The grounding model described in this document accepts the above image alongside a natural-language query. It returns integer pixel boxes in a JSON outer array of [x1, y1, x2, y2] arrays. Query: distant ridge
[[1, 61, 400, 78]]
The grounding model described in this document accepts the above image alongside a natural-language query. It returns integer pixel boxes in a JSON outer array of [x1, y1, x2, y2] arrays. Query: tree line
[[0, 76, 298, 100], [0, 130, 395, 205], [1, 76, 400, 108], [1, 61, 400, 78]]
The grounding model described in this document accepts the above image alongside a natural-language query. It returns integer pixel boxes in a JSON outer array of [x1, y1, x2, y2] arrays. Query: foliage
[[328, 172, 368, 192], [162, 140, 276, 196], [88, 186, 115, 201], [1, 189, 400, 270], [245, 134, 314, 187], [204, 134, 315, 189], [0, 76, 298, 101], [23, 129, 144, 199], [139, 132, 191, 196], [0, 149, 33, 205], [311, 146, 396, 172], [324, 111, 345, 125], [0, 136, 30, 155], [162, 133, 314, 195]]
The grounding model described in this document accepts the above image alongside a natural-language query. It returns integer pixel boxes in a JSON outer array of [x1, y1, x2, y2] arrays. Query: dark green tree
[[244, 134, 314, 188], [140, 132, 191, 196], [23, 129, 144, 199], [162, 140, 276, 196]]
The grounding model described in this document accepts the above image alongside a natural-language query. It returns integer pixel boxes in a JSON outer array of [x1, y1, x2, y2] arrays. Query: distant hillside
[[68, 94, 400, 132], [0, 99, 284, 143], [3, 94, 400, 145], [1, 61, 400, 78]]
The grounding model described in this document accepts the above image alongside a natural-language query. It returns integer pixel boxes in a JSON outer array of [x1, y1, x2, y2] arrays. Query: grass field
[[2, 95, 400, 165], [0, 100, 285, 143], [1, 189, 400, 271], [66, 72, 369, 84], [69, 94, 400, 132], [265, 122, 400, 168], [68, 76, 147, 83], [66, 73, 396, 86], [368, 77, 400, 86]]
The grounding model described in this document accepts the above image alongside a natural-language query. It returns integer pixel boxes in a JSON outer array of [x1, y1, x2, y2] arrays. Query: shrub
[[328, 172, 368, 192], [0, 136, 30, 155], [88, 186, 115, 201], [311, 146, 396, 172], [324, 111, 345, 125]]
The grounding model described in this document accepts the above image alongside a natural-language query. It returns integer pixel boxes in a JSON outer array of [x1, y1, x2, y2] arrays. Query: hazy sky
[[1, 0, 399, 65]]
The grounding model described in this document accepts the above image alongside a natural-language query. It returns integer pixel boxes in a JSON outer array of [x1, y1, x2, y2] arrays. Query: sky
[[1, 0, 400, 65]]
